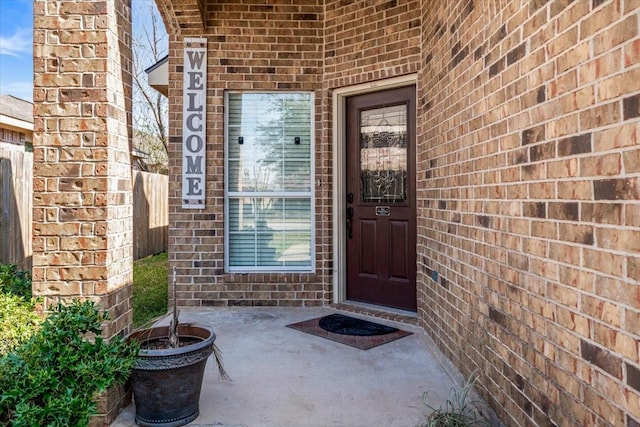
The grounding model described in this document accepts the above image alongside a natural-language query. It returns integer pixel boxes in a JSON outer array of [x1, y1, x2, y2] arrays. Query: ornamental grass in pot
[[128, 268, 229, 427]]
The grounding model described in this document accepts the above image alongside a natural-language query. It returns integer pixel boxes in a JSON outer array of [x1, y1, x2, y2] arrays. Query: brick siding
[[163, 0, 425, 309], [418, 1, 640, 425], [161, 0, 639, 425], [33, 2, 135, 423], [32, 0, 134, 338], [31, 0, 640, 425], [165, 1, 328, 308], [324, 0, 422, 87], [164, 0, 425, 305]]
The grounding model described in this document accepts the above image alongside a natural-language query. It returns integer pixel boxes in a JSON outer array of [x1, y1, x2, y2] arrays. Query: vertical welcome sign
[[182, 38, 207, 209]]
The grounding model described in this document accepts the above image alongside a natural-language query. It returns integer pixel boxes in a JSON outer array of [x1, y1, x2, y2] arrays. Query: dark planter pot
[[128, 324, 215, 427]]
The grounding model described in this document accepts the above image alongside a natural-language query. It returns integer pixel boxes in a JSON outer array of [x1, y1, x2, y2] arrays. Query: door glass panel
[[360, 104, 407, 203]]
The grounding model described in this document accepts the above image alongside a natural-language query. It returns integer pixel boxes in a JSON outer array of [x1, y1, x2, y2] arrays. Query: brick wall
[[165, 1, 328, 307], [33, 2, 135, 423], [164, 0, 425, 308], [157, 0, 639, 424], [33, 0, 134, 339], [324, 0, 422, 87], [418, 0, 640, 425]]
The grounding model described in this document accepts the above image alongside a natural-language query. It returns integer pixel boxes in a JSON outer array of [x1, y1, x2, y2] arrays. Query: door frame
[[331, 74, 418, 306]]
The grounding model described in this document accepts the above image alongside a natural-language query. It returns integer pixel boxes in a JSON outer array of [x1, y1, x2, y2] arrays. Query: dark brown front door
[[346, 86, 417, 312]]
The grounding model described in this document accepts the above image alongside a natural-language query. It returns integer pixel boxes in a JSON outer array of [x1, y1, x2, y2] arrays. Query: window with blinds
[[225, 92, 314, 272]]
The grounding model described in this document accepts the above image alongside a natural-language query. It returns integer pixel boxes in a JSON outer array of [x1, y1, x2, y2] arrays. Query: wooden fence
[[0, 146, 32, 270], [0, 146, 168, 270], [132, 171, 168, 259]]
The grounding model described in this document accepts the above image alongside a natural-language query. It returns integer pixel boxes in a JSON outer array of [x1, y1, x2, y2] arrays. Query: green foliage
[[419, 375, 492, 427], [0, 265, 32, 299], [133, 252, 168, 328], [0, 265, 40, 356], [0, 293, 40, 356], [0, 300, 139, 427]]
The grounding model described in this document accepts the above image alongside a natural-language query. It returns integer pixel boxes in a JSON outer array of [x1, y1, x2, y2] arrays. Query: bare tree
[[132, 0, 169, 171]]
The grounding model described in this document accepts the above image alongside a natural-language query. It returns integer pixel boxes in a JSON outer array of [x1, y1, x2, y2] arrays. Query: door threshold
[[331, 301, 418, 326]]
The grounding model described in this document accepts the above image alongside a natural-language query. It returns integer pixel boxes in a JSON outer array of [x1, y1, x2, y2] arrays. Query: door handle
[[347, 192, 354, 204], [346, 207, 353, 239]]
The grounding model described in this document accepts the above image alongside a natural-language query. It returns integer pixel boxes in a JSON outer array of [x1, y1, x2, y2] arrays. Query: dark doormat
[[287, 314, 412, 350]]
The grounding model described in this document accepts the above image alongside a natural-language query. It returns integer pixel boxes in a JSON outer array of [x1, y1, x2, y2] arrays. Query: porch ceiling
[[154, 0, 206, 32]]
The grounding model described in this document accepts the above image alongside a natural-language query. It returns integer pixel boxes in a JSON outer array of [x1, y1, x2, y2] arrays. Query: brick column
[[33, 1, 133, 421]]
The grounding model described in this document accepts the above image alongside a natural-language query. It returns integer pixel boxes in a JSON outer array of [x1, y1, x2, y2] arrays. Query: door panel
[[389, 221, 409, 280], [359, 220, 377, 275], [346, 86, 417, 311]]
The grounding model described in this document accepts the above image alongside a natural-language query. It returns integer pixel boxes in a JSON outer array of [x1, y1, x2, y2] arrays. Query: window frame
[[224, 91, 316, 273]]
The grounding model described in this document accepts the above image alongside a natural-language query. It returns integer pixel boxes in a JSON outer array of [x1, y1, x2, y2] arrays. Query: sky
[[0, 0, 165, 103], [0, 0, 33, 101]]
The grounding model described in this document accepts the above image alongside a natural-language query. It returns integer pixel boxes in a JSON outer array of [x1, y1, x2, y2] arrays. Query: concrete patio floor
[[111, 306, 475, 427]]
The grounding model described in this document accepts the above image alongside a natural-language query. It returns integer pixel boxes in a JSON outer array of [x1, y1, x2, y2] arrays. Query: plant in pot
[[127, 268, 229, 427]]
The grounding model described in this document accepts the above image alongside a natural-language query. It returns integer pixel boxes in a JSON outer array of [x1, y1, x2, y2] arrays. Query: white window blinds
[[225, 92, 314, 271]]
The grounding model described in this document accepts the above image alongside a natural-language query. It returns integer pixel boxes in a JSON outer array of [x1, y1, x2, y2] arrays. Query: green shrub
[[0, 293, 40, 356], [0, 300, 139, 427], [419, 374, 491, 427], [0, 265, 32, 299], [0, 265, 39, 356]]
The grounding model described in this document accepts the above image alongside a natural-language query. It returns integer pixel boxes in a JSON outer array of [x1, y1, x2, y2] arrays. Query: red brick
[[557, 41, 591, 73], [580, 0, 622, 40], [593, 14, 637, 56], [624, 38, 640, 67], [583, 248, 625, 276], [582, 202, 624, 225], [596, 227, 640, 253], [548, 27, 578, 58], [598, 67, 640, 101], [627, 203, 640, 227], [579, 101, 620, 130], [623, 148, 640, 173], [594, 122, 639, 151], [580, 153, 622, 177], [580, 49, 622, 85]]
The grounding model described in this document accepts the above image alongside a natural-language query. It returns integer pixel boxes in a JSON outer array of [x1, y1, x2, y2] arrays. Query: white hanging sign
[[182, 37, 207, 209]]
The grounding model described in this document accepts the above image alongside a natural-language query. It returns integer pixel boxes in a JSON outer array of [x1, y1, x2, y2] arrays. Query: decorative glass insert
[[359, 105, 407, 203], [225, 92, 314, 271]]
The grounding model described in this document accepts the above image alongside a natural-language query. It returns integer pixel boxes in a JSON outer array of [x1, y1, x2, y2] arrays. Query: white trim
[[0, 115, 33, 132], [331, 74, 418, 305], [146, 58, 169, 97]]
